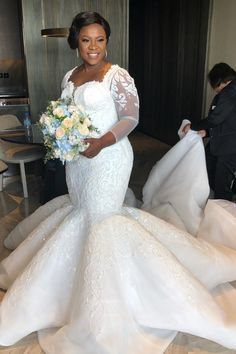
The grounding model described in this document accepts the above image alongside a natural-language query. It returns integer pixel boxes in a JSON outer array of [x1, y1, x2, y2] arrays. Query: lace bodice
[[60, 65, 135, 220], [61, 65, 139, 141]]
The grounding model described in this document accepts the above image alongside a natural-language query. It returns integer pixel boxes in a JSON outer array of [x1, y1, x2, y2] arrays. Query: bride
[[0, 11, 236, 354]]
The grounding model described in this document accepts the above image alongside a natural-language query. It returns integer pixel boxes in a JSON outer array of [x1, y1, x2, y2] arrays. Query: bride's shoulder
[[110, 64, 131, 76], [107, 65, 138, 98], [107, 65, 134, 84], [61, 66, 78, 89]]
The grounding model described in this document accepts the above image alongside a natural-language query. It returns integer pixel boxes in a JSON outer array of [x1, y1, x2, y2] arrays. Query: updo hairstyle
[[67, 11, 111, 49]]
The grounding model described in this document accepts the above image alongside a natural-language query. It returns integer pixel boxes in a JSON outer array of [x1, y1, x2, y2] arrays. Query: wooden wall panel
[[21, 0, 129, 121]]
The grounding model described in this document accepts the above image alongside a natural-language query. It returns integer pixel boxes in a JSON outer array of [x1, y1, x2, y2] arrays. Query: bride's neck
[[82, 61, 107, 73]]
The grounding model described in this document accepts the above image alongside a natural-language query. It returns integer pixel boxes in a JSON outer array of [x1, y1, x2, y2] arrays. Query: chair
[[0, 114, 22, 129], [0, 160, 8, 192], [0, 114, 44, 198]]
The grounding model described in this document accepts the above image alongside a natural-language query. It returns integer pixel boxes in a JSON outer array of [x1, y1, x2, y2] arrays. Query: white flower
[[53, 107, 65, 118], [39, 113, 46, 124], [65, 151, 75, 161], [76, 104, 86, 115], [48, 126, 56, 134], [40, 114, 51, 126], [69, 135, 77, 145], [50, 101, 58, 109], [84, 117, 92, 127], [54, 148, 61, 158], [68, 105, 78, 113], [71, 111, 80, 121], [77, 123, 90, 136]]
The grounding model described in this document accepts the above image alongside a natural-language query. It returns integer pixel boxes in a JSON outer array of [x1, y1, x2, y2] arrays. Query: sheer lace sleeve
[[109, 67, 139, 141]]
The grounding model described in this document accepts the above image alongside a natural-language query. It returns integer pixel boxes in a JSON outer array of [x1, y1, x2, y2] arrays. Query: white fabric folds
[[0, 74, 236, 354]]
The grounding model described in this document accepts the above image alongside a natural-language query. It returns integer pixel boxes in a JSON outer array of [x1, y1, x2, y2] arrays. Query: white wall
[[204, 0, 236, 114]]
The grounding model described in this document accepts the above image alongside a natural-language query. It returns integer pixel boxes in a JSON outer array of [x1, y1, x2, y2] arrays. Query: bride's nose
[[89, 40, 97, 50]]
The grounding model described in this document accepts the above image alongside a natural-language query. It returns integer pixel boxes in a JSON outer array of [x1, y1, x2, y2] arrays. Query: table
[[0, 124, 43, 145], [0, 127, 25, 139], [0, 125, 68, 203]]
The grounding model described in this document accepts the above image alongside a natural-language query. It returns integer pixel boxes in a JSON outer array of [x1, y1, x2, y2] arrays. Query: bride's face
[[78, 23, 107, 66]]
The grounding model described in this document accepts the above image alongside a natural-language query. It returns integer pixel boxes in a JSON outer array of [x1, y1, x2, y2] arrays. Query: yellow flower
[[62, 117, 73, 128], [55, 126, 65, 139]]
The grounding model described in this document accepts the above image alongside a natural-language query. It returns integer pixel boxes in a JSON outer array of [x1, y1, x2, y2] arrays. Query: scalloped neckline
[[68, 64, 118, 91]]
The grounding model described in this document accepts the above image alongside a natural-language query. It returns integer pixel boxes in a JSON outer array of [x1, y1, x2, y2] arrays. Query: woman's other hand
[[197, 129, 207, 138]]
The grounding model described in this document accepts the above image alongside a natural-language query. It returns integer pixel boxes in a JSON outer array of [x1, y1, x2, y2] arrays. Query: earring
[[105, 49, 108, 58], [76, 48, 80, 58]]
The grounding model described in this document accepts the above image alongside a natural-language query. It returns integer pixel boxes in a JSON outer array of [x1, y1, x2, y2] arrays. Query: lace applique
[[110, 67, 139, 111]]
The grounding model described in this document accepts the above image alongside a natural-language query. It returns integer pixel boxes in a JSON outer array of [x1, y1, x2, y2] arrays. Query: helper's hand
[[197, 129, 207, 138], [182, 123, 191, 134]]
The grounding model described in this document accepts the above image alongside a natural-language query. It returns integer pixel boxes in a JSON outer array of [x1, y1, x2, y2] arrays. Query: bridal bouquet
[[39, 97, 98, 163]]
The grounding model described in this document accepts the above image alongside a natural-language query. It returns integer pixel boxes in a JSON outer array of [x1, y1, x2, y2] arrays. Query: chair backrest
[[0, 159, 8, 173], [0, 114, 22, 130]]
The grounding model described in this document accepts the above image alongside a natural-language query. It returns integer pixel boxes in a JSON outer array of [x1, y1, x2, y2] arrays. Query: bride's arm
[[82, 68, 139, 158], [109, 67, 139, 141]]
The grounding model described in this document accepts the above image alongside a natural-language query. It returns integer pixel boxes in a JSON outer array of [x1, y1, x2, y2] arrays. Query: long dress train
[[0, 65, 236, 354]]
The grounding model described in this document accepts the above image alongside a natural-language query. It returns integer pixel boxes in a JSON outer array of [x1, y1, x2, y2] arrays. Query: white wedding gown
[[1, 65, 236, 354]]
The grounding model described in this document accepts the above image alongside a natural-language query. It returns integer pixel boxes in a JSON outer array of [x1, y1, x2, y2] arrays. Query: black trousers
[[41, 159, 68, 204], [205, 143, 236, 201]]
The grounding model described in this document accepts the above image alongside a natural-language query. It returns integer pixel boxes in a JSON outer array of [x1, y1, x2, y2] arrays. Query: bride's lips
[[87, 52, 100, 59]]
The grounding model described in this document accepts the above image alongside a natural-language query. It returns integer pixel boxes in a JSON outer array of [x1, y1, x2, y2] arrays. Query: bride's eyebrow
[[80, 35, 105, 39]]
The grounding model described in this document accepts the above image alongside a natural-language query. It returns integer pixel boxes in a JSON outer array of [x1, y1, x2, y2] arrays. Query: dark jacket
[[191, 79, 236, 156]]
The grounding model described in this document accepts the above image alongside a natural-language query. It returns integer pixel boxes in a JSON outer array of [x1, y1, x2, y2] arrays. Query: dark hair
[[68, 11, 111, 49], [208, 62, 236, 88]]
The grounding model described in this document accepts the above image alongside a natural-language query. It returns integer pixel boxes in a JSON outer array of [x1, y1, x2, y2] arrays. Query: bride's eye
[[81, 38, 89, 43]]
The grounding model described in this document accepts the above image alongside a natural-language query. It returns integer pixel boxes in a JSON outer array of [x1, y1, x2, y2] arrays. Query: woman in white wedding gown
[[1, 11, 236, 354]]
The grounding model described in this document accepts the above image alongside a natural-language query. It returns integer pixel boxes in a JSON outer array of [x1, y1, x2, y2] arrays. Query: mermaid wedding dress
[[0, 65, 236, 354]]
